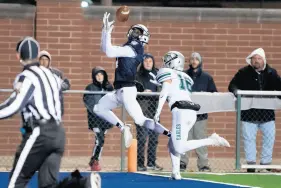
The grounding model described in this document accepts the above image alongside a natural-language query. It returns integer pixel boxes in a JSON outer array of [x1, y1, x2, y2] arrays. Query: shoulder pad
[[157, 68, 173, 83]]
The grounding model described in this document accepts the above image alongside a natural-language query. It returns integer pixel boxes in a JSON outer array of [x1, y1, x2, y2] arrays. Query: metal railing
[[0, 89, 281, 172]]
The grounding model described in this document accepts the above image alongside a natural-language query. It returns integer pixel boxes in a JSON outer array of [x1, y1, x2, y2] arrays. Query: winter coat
[[83, 66, 114, 129]]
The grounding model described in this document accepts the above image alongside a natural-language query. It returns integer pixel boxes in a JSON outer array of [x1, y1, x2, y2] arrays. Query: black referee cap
[[16, 36, 29, 52], [16, 40, 22, 53], [18, 37, 40, 61]]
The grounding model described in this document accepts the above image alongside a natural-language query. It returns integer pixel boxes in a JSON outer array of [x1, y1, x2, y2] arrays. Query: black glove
[[61, 78, 71, 91]]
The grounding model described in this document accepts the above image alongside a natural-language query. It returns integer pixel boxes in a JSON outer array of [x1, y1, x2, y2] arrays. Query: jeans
[[242, 121, 275, 164]]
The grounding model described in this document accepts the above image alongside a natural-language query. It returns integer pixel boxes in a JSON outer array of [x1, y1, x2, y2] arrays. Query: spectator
[[39, 50, 71, 115], [181, 52, 217, 172], [228, 48, 281, 172], [39, 50, 70, 90], [135, 53, 163, 171], [83, 66, 114, 171]]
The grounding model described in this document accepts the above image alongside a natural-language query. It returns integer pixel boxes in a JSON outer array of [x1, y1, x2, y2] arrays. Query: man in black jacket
[[135, 53, 163, 171], [83, 66, 114, 171], [180, 52, 217, 172], [228, 48, 281, 172]]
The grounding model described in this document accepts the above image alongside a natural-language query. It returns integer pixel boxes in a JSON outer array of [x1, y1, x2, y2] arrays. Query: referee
[[2, 37, 100, 188]]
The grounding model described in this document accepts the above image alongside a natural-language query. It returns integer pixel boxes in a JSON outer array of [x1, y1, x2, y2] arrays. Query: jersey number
[[178, 74, 192, 92]]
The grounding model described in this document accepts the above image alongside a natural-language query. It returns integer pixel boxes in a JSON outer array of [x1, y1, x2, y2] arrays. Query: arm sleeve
[[52, 68, 62, 78], [271, 69, 281, 91], [207, 76, 218, 92], [156, 71, 172, 83], [51, 68, 70, 91], [101, 30, 136, 58], [228, 71, 241, 93], [61, 78, 71, 91], [0, 77, 34, 119], [156, 82, 171, 114]]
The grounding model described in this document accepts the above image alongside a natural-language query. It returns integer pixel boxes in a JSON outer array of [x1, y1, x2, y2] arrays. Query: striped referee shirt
[[0, 62, 62, 122]]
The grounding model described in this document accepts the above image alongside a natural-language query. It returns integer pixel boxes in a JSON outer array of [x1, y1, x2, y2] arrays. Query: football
[[116, 5, 130, 22]]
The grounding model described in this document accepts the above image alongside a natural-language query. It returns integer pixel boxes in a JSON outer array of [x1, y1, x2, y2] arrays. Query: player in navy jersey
[[94, 12, 171, 148]]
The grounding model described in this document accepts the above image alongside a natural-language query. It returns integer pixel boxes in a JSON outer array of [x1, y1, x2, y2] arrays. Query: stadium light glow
[[81, 1, 89, 7], [81, 0, 93, 8]]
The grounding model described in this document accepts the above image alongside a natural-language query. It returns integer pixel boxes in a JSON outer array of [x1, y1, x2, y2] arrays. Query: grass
[[155, 172, 281, 188]]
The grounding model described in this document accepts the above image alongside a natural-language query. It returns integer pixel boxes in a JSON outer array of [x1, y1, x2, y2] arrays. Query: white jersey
[[156, 68, 194, 107]]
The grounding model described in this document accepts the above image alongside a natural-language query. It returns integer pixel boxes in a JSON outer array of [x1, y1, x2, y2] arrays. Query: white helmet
[[162, 51, 185, 71], [127, 24, 150, 45]]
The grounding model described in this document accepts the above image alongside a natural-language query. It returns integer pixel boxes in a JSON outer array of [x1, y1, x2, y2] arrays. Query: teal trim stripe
[[158, 75, 171, 83], [157, 73, 171, 81]]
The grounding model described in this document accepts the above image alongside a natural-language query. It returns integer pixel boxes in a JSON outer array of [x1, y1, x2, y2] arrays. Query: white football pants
[[168, 108, 215, 174], [94, 86, 169, 134]]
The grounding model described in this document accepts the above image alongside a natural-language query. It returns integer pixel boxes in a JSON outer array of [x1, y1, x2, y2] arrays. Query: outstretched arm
[[101, 12, 136, 58], [154, 79, 171, 122], [0, 77, 34, 119], [101, 30, 136, 58], [228, 71, 241, 97]]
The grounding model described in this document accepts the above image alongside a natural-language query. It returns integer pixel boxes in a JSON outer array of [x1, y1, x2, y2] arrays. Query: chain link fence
[[2, 89, 281, 172], [62, 91, 238, 172], [236, 90, 281, 172], [135, 92, 161, 170]]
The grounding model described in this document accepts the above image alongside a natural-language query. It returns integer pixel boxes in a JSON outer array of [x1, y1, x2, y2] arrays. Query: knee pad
[[134, 117, 147, 127], [93, 104, 105, 115], [141, 119, 154, 130]]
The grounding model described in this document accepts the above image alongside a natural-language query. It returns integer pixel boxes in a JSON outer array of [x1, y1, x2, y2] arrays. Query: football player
[[94, 12, 171, 148], [153, 51, 230, 180]]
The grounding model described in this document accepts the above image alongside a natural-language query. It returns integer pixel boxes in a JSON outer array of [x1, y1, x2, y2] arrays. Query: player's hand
[[150, 79, 162, 86], [149, 72, 162, 86], [154, 111, 160, 122], [102, 12, 115, 33], [61, 79, 70, 90], [149, 72, 157, 80]]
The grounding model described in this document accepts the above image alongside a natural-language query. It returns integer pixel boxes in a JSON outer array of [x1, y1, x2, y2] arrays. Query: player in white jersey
[[153, 51, 230, 180]]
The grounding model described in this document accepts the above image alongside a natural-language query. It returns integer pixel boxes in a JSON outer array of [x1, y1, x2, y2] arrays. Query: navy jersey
[[114, 40, 144, 89]]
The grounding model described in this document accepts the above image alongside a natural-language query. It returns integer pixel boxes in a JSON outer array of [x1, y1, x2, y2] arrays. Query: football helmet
[[162, 51, 185, 71], [127, 24, 150, 45]]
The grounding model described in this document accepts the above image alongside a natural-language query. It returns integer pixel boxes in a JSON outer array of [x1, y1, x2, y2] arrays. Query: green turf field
[[155, 173, 281, 188]]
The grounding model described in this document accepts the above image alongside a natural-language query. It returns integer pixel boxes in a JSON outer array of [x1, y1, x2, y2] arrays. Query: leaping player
[[153, 51, 230, 180], [94, 12, 171, 148]]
